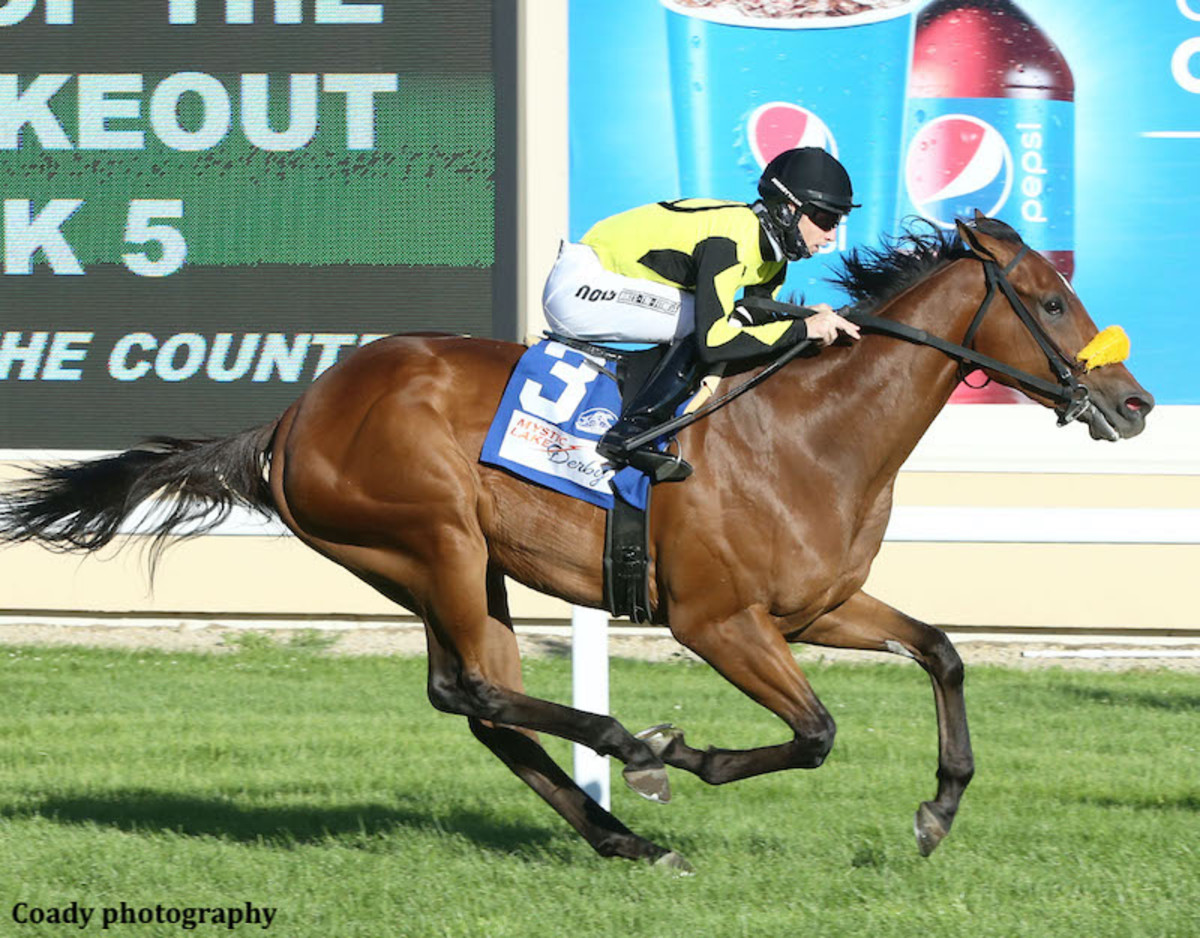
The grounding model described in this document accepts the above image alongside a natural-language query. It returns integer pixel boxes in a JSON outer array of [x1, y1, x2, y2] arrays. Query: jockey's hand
[[804, 304, 862, 347]]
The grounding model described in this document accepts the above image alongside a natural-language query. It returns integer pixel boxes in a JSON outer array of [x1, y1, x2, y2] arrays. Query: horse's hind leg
[[467, 719, 687, 868], [797, 590, 975, 856], [430, 568, 686, 867], [411, 531, 671, 803]]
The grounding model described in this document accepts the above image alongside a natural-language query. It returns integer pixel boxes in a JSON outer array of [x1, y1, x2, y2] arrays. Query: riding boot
[[597, 339, 704, 483]]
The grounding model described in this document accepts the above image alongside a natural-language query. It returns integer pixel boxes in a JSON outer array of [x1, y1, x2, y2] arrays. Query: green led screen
[[0, 0, 514, 449]]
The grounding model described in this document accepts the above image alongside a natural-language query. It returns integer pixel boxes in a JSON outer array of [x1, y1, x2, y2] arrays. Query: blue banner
[[570, 0, 1199, 405]]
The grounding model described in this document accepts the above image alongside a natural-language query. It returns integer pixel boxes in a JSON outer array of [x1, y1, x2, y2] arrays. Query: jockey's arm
[[736, 292, 862, 347], [692, 239, 809, 365]]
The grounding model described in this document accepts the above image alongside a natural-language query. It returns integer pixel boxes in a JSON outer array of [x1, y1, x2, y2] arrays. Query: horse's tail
[[0, 421, 279, 564]]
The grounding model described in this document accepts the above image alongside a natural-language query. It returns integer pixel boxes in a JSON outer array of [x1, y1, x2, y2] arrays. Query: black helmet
[[757, 147, 859, 215], [755, 148, 858, 261]]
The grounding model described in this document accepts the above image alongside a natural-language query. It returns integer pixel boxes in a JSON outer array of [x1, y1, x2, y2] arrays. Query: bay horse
[[0, 217, 1153, 870]]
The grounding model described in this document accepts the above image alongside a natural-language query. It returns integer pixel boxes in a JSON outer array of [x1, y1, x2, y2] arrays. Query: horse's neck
[[760, 259, 983, 486]]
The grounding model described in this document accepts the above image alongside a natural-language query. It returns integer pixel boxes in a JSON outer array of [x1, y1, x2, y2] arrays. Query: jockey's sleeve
[[692, 238, 807, 364]]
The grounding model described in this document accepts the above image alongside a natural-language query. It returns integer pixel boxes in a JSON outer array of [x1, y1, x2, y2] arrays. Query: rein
[[623, 243, 1093, 450], [622, 335, 815, 451], [741, 246, 1094, 425]]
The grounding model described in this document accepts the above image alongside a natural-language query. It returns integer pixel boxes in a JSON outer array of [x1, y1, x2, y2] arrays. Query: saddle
[[481, 333, 731, 622], [547, 326, 819, 621]]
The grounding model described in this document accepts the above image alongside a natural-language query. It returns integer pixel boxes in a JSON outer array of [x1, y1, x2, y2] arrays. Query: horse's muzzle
[[1082, 380, 1155, 441]]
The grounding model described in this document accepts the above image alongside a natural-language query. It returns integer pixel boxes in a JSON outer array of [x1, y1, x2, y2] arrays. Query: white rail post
[[571, 605, 611, 810]]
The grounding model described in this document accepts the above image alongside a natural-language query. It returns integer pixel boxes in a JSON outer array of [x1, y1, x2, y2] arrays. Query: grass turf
[[1, 639, 1196, 937]]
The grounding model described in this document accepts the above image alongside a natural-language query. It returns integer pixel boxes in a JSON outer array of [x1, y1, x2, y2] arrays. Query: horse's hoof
[[913, 802, 949, 857], [635, 723, 685, 759], [651, 851, 695, 875], [623, 766, 671, 804]]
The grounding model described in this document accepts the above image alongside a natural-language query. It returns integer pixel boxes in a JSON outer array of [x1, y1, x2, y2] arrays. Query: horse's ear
[[955, 218, 999, 262]]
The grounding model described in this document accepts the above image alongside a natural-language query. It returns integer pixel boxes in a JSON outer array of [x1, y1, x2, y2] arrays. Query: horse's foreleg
[[796, 590, 974, 856], [649, 605, 838, 784]]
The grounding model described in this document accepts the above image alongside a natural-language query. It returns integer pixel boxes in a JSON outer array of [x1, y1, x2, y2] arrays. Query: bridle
[[606, 244, 1099, 452], [812, 246, 1095, 427], [955, 246, 1093, 425]]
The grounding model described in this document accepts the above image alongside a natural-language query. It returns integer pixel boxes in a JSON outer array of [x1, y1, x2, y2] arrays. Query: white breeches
[[541, 241, 695, 343]]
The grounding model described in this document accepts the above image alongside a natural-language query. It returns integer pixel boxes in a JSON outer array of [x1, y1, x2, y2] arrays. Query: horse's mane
[[829, 216, 1023, 315]]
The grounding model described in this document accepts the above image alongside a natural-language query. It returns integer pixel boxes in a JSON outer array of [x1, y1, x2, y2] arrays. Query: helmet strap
[[753, 199, 809, 262], [772, 201, 809, 261], [791, 226, 811, 261]]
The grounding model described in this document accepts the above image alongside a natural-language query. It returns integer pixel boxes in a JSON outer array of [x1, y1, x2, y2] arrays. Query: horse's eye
[[1044, 298, 1064, 317]]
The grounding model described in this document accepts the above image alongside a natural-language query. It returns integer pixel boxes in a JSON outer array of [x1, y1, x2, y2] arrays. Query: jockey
[[542, 147, 862, 483]]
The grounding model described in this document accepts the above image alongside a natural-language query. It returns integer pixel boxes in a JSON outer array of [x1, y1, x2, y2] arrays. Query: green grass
[[1, 641, 1197, 937]]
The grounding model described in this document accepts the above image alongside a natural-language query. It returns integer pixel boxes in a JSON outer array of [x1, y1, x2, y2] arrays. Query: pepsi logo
[[745, 102, 838, 169], [905, 114, 1014, 228]]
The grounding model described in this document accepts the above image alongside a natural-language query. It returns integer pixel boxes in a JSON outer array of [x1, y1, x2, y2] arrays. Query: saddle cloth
[[480, 339, 652, 511]]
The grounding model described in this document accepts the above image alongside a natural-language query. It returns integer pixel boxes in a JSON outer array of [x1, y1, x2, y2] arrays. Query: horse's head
[[954, 214, 1154, 440]]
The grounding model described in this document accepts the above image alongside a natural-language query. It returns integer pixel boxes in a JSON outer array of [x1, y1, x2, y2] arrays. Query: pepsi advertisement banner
[[0, 0, 516, 450], [569, 0, 1198, 406]]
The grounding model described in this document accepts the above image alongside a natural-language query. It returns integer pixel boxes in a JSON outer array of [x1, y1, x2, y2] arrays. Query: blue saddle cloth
[[479, 339, 653, 510]]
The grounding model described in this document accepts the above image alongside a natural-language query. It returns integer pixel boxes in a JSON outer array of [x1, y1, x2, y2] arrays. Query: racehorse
[[0, 217, 1153, 870]]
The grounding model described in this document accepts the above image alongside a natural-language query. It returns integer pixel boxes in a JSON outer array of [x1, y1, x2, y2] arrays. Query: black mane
[[829, 217, 1023, 314]]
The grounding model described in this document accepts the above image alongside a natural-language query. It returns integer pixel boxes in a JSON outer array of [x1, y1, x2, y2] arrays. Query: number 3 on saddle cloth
[[480, 338, 686, 511], [480, 339, 701, 620]]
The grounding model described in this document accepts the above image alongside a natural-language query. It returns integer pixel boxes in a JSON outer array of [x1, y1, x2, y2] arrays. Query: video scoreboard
[[0, 0, 515, 449]]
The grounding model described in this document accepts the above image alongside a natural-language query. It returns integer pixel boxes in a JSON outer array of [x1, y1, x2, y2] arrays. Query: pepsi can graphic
[[900, 0, 1075, 280], [662, 0, 920, 305]]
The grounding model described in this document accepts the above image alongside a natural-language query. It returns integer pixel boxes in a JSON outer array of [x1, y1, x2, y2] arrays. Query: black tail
[[0, 423, 278, 563]]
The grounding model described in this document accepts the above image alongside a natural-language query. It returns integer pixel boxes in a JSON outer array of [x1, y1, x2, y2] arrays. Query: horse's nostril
[[1125, 395, 1153, 415]]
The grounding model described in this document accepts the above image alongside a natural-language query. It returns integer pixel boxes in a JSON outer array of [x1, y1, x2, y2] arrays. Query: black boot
[[597, 340, 703, 483]]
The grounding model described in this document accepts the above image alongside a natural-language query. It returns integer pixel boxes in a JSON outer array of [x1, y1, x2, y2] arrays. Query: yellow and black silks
[[582, 199, 806, 364]]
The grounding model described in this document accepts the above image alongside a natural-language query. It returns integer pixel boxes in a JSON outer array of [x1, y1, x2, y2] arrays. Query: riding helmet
[[757, 147, 859, 216], [755, 148, 859, 260]]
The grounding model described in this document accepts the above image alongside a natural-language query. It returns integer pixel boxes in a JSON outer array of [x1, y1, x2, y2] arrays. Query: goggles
[[801, 204, 843, 232]]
